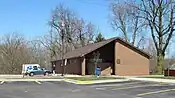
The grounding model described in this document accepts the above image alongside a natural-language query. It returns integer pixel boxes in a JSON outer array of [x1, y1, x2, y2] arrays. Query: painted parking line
[[0, 81, 4, 84], [90, 82, 142, 87], [95, 87, 106, 90], [137, 88, 175, 96], [71, 89, 81, 92], [111, 83, 167, 90], [35, 81, 41, 84]]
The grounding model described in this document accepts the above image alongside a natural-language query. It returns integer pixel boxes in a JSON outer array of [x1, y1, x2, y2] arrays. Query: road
[[0, 80, 174, 98]]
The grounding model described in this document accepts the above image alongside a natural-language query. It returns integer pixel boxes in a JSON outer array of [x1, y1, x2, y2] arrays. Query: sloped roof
[[64, 37, 117, 59], [53, 37, 150, 61]]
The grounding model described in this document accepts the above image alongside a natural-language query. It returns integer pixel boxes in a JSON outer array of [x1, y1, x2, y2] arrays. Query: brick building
[[51, 37, 150, 76]]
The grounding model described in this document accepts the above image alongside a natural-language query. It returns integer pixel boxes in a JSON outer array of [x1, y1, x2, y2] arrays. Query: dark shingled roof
[[63, 37, 117, 59], [53, 37, 150, 61]]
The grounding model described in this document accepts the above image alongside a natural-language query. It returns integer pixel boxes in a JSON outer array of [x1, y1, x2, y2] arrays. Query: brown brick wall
[[54, 58, 81, 75], [115, 41, 149, 76], [55, 60, 62, 74]]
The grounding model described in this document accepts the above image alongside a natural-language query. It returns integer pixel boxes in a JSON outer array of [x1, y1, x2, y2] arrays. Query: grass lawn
[[65, 76, 124, 81]]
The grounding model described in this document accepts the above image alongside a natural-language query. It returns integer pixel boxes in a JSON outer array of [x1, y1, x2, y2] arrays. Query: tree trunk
[[156, 53, 164, 74]]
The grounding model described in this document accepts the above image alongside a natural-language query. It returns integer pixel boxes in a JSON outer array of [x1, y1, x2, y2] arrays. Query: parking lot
[[88, 81, 175, 98], [0, 80, 174, 98]]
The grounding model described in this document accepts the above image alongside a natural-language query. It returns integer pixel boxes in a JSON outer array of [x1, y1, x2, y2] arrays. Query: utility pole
[[61, 21, 65, 76], [93, 51, 100, 75]]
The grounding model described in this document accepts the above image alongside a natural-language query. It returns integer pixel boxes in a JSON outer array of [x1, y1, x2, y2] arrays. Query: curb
[[0, 78, 130, 85], [63, 79, 92, 84], [75, 80, 93, 84], [0, 79, 64, 82], [128, 78, 175, 84], [64, 79, 130, 84]]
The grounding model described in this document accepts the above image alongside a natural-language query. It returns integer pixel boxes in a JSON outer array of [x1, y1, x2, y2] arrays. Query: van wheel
[[29, 72, 34, 76]]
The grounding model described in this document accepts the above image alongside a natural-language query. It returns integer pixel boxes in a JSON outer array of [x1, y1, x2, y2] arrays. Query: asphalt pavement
[[0, 80, 174, 98]]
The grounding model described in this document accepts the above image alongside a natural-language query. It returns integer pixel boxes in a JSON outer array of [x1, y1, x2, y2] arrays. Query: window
[[33, 66, 38, 70]]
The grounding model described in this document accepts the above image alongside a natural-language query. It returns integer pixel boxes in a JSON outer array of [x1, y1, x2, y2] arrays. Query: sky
[[0, 0, 174, 57], [0, 0, 116, 39]]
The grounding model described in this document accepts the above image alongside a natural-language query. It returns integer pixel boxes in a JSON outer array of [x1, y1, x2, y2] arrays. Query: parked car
[[22, 64, 52, 76], [164, 64, 175, 76]]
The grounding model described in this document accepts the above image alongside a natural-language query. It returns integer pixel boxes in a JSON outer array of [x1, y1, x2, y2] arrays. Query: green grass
[[65, 76, 124, 81]]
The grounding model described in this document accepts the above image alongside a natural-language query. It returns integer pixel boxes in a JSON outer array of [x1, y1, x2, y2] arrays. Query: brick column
[[114, 42, 118, 75], [81, 57, 86, 75]]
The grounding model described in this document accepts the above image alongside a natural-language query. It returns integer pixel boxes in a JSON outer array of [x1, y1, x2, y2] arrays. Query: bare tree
[[49, 4, 76, 51], [0, 32, 55, 74], [85, 23, 96, 44], [74, 20, 95, 48], [144, 38, 157, 74], [28, 40, 51, 69], [110, 0, 146, 47], [144, 38, 157, 57], [49, 4, 97, 56], [38, 29, 61, 61], [48, 4, 97, 76], [134, 0, 175, 74], [0, 33, 30, 74]]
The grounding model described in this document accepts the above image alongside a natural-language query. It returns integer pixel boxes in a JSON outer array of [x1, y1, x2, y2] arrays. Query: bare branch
[[110, 0, 146, 46]]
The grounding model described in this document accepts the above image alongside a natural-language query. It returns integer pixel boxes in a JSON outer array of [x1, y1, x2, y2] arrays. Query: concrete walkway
[[0, 75, 23, 79], [127, 77, 175, 84]]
